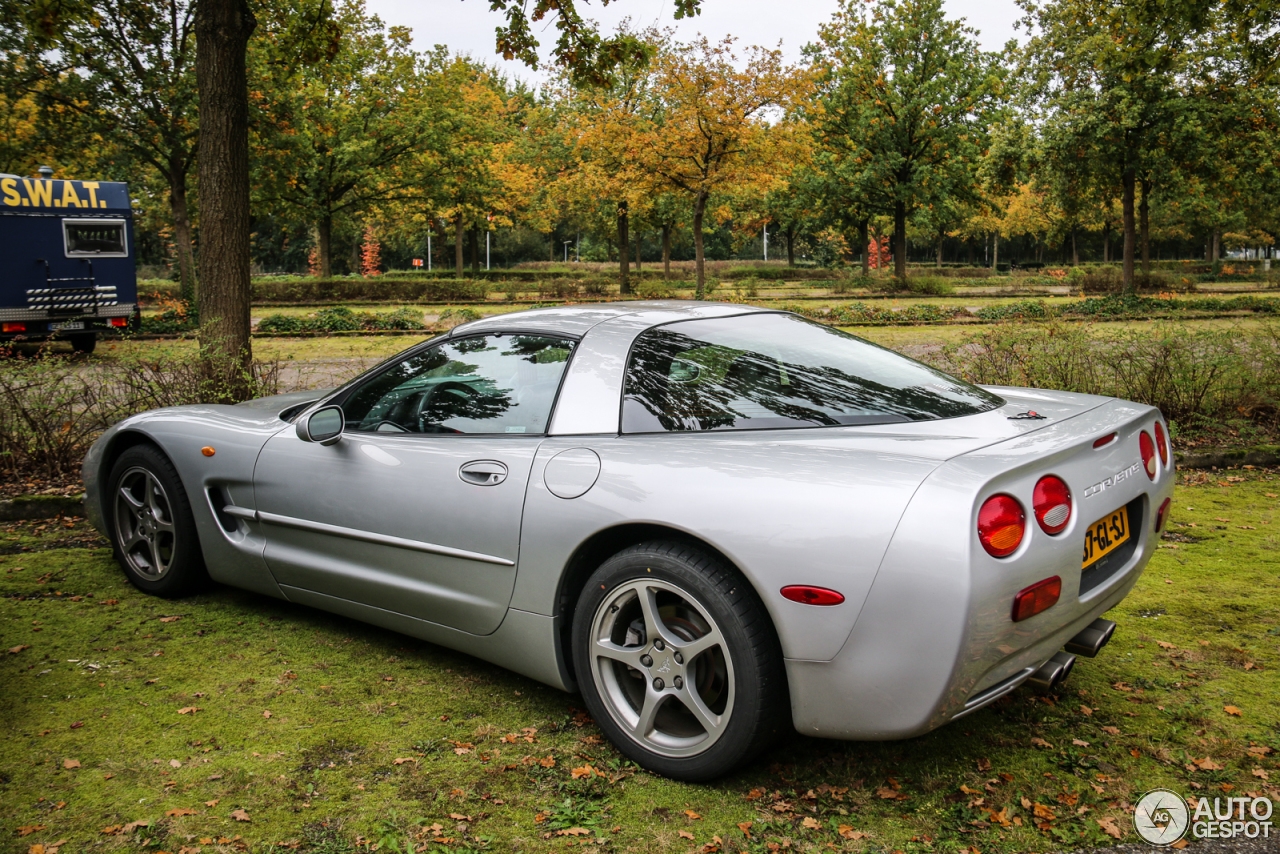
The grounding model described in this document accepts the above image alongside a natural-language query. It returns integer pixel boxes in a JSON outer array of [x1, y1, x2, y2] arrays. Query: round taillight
[[978, 494, 1025, 558], [1033, 476, 1072, 535], [1139, 431, 1157, 479], [1154, 421, 1169, 466]]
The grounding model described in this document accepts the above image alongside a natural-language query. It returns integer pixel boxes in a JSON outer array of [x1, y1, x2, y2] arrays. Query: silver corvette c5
[[83, 302, 1175, 780]]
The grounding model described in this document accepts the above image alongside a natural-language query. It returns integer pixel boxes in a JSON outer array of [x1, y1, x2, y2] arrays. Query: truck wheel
[[69, 334, 96, 355]]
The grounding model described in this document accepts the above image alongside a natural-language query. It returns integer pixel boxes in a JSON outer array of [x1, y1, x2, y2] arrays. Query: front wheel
[[68, 333, 96, 354], [571, 541, 787, 781], [106, 444, 207, 598]]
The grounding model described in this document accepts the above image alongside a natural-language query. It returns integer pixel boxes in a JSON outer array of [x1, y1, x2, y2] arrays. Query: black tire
[[571, 540, 787, 781], [106, 444, 207, 598], [68, 333, 96, 354]]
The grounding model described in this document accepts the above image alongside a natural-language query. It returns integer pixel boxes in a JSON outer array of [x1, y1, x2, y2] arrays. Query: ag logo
[[1134, 788, 1190, 845]]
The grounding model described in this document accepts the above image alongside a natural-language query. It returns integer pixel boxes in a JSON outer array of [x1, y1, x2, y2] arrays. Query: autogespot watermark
[[1134, 788, 1275, 845]]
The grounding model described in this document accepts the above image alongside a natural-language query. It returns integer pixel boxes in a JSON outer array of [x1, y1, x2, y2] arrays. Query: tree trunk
[[893, 200, 907, 282], [1121, 166, 1136, 294], [1103, 219, 1111, 263], [786, 226, 795, 267], [168, 166, 197, 303], [992, 230, 999, 270], [634, 230, 641, 272], [454, 217, 464, 277], [936, 229, 944, 268], [315, 215, 333, 278], [196, 0, 256, 402], [1139, 177, 1151, 275], [469, 229, 479, 274], [859, 219, 870, 278], [1212, 229, 1220, 262], [693, 191, 708, 298], [1071, 228, 1078, 266], [662, 223, 671, 280], [617, 200, 630, 295]]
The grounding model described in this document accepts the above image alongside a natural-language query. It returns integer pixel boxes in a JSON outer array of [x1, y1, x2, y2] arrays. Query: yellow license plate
[[1082, 506, 1130, 569]]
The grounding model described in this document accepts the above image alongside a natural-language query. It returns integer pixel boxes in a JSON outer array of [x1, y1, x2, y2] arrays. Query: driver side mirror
[[297, 405, 345, 446]]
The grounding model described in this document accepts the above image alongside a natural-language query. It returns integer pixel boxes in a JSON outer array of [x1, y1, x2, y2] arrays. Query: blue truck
[[0, 173, 140, 353]]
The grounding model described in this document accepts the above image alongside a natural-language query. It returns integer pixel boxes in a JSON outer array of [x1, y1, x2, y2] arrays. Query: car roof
[[447, 300, 776, 339]]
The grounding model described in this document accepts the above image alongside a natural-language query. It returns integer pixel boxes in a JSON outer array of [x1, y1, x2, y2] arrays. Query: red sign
[[412, 259, 423, 267]]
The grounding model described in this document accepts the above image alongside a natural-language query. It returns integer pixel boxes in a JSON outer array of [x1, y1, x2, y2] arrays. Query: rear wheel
[[68, 333, 96, 354], [571, 541, 786, 781], [107, 444, 207, 598]]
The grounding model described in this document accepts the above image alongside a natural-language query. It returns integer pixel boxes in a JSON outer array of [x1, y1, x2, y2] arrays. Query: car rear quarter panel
[[786, 399, 1175, 739], [515, 432, 942, 662]]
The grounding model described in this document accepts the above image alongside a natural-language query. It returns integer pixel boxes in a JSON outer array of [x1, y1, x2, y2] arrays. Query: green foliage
[[905, 276, 955, 296], [257, 307, 426, 333], [438, 307, 483, 326], [634, 281, 678, 300]]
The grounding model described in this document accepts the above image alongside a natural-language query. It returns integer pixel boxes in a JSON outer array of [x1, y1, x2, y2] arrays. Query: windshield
[[622, 313, 1003, 433]]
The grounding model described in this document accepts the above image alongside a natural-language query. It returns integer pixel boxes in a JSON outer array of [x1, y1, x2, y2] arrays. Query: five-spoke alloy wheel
[[107, 444, 206, 597], [573, 541, 786, 781]]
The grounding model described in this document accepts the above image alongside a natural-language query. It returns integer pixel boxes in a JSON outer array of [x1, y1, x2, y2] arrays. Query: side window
[[342, 334, 576, 435]]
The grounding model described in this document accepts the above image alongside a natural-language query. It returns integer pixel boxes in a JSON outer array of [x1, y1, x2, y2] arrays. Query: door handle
[[459, 460, 508, 486]]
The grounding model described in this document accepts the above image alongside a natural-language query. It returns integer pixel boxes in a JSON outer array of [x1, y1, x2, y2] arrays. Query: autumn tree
[[630, 37, 802, 297], [813, 0, 1007, 282], [252, 2, 439, 277]]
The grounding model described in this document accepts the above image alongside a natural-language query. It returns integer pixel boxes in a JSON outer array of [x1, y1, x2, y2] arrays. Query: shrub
[[438, 307, 482, 327], [635, 281, 677, 300], [0, 348, 280, 479], [905, 276, 955, 296], [922, 321, 1280, 427], [256, 307, 426, 334]]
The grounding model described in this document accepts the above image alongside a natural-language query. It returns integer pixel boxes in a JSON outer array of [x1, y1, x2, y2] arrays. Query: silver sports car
[[83, 302, 1175, 780]]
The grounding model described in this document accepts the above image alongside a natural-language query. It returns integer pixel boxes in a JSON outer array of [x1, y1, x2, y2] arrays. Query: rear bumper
[[0, 304, 138, 339], [785, 399, 1175, 740]]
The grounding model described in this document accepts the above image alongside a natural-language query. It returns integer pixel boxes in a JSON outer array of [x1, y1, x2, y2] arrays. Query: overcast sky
[[364, 0, 1025, 85]]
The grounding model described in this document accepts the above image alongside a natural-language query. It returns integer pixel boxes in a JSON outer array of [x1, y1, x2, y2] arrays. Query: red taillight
[[1012, 576, 1061, 622], [1032, 476, 1072, 535], [1093, 432, 1117, 449], [109, 317, 128, 328], [1155, 497, 1172, 533], [780, 585, 845, 606], [1139, 431, 1157, 479], [978, 494, 1025, 558], [1154, 421, 1169, 466], [2, 322, 27, 333]]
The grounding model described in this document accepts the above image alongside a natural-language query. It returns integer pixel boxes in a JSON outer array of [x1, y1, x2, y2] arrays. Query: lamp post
[[563, 241, 572, 263]]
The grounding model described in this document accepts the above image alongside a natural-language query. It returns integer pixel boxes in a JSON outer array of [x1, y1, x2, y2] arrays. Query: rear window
[[622, 313, 1002, 433]]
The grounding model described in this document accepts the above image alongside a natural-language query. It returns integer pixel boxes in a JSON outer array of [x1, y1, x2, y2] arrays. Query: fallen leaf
[[447, 813, 472, 822], [801, 817, 821, 830], [205, 799, 219, 807], [169, 759, 181, 768], [555, 828, 590, 837], [571, 766, 595, 780], [977, 757, 991, 772], [121, 820, 149, 833], [1097, 817, 1122, 839], [1247, 746, 1273, 756], [1073, 739, 1091, 747], [1171, 839, 1189, 849], [737, 821, 753, 837], [1079, 705, 1093, 716], [678, 830, 695, 840], [160, 616, 181, 623], [1030, 737, 1053, 748], [1102, 726, 1120, 735], [1224, 705, 1242, 716], [684, 809, 702, 821], [1033, 803, 1056, 821], [392, 757, 416, 765], [230, 809, 250, 822], [1193, 757, 1224, 771], [262, 710, 271, 719], [1157, 641, 1176, 649], [17, 826, 46, 836], [8, 645, 31, 654], [62, 759, 80, 769], [838, 826, 869, 841], [1252, 768, 1270, 781], [177, 707, 201, 715], [166, 808, 197, 817]]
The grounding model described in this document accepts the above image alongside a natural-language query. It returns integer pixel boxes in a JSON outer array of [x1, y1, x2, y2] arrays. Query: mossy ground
[[2, 472, 1278, 854]]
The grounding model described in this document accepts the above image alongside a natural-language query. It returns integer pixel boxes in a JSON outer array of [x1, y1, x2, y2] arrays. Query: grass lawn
[[2, 472, 1277, 854]]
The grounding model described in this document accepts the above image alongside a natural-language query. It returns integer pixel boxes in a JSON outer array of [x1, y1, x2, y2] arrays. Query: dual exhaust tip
[[1027, 618, 1117, 693]]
